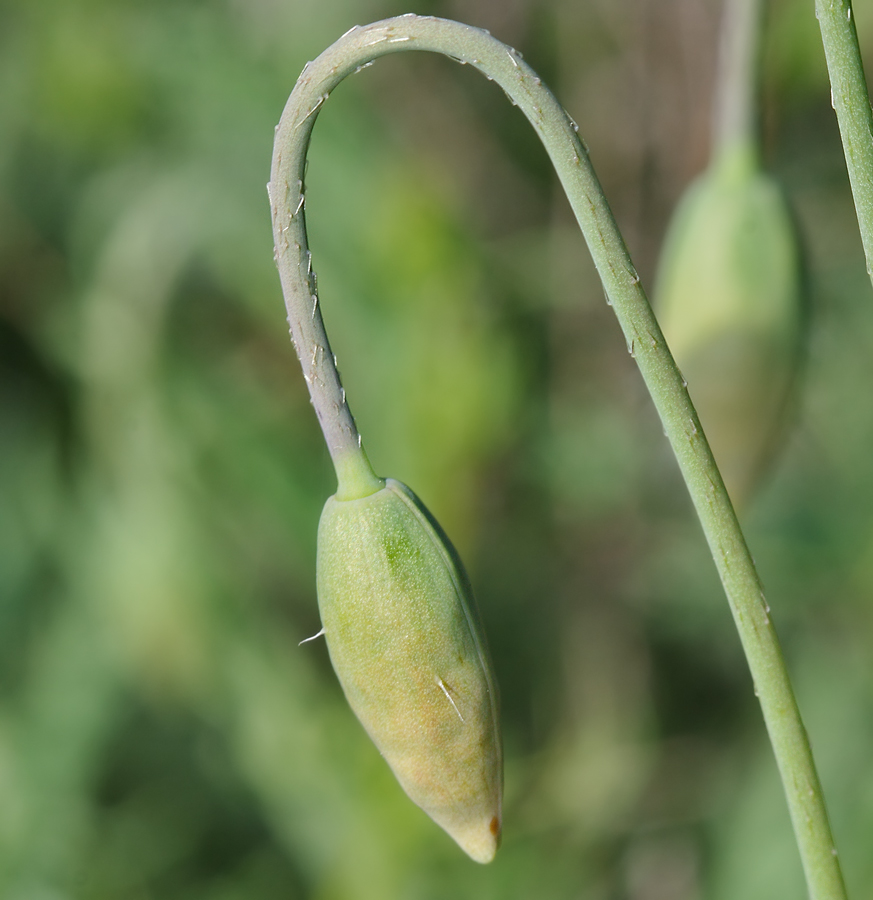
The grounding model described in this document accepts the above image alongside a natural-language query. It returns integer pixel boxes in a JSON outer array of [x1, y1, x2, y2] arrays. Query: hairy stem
[[269, 16, 846, 896], [267, 134, 382, 500], [815, 0, 873, 286]]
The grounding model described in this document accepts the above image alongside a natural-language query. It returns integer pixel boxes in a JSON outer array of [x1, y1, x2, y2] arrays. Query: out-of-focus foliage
[[2, 0, 873, 897]]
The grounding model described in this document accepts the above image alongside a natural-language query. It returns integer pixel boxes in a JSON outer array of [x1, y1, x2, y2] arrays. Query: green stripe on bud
[[654, 143, 803, 508], [316, 478, 502, 863]]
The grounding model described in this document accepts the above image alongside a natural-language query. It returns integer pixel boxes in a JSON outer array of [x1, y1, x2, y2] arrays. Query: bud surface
[[316, 478, 502, 863]]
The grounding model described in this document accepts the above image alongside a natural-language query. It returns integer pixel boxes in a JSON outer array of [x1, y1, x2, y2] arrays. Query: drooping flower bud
[[316, 478, 502, 863], [654, 145, 803, 508]]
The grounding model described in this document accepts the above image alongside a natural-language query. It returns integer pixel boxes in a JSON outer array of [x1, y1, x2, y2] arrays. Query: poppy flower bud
[[654, 144, 803, 508], [316, 478, 502, 863]]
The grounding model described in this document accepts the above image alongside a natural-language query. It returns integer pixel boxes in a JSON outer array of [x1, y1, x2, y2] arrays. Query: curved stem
[[269, 16, 846, 897], [713, 0, 764, 158], [267, 148, 382, 500], [814, 0, 873, 287]]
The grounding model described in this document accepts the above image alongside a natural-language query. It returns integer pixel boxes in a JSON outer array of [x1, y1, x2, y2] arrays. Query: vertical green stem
[[269, 16, 846, 896], [815, 0, 873, 286], [714, 0, 764, 155]]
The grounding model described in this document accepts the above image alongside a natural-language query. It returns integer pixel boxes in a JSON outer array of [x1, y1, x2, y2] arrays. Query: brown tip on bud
[[455, 812, 501, 864]]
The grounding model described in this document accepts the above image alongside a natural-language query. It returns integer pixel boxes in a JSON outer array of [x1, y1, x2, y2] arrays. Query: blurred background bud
[[654, 142, 803, 508]]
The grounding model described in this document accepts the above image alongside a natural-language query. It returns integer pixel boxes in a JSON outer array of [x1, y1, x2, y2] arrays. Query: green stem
[[713, 0, 764, 158], [268, 123, 382, 500], [269, 16, 846, 896], [815, 0, 873, 287]]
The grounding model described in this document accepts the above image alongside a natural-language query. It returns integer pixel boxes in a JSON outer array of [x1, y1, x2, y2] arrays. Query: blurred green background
[[3, 0, 873, 897]]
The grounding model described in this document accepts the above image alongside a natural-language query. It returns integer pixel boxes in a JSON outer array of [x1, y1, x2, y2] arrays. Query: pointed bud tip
[[453, 813, 501, 863]]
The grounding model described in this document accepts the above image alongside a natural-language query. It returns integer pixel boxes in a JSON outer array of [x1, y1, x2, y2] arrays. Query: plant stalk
[[814, 0, 873, 287], [714, 0, 765, 155], [269, 16, 846, 896]]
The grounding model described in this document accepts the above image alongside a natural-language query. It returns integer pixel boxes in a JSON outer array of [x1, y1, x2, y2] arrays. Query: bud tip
[[457, 814, 501, 863]]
